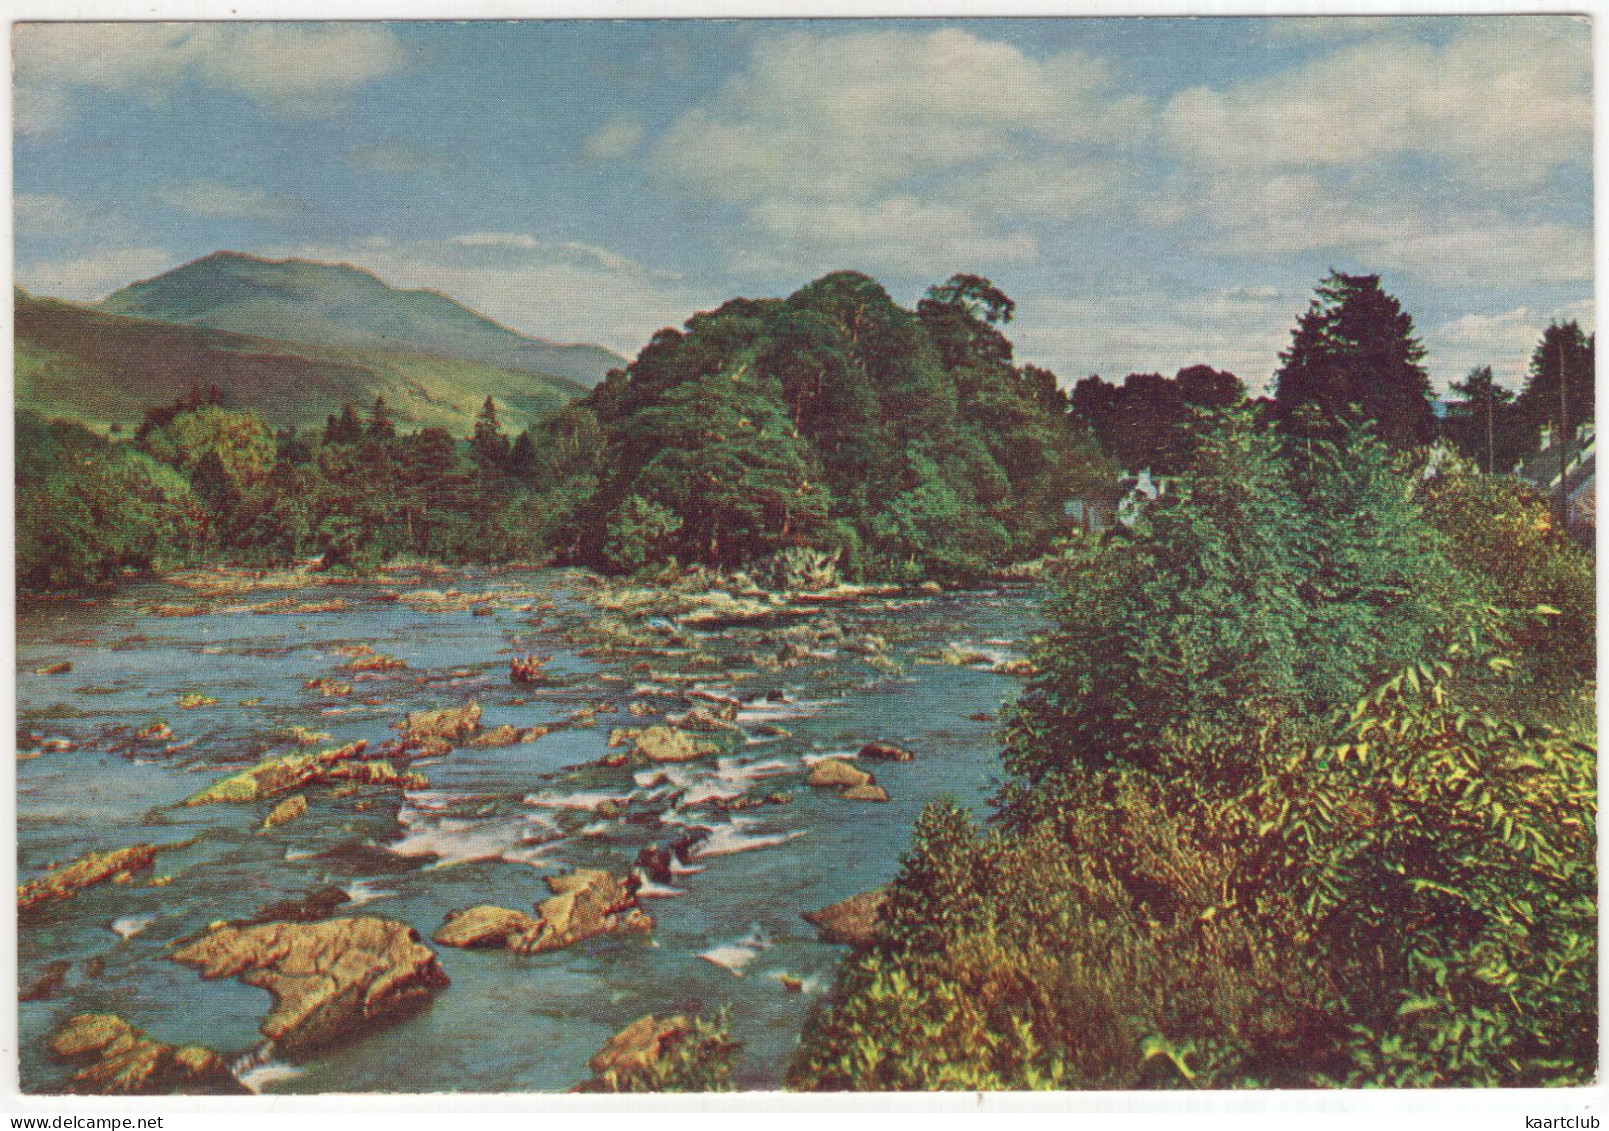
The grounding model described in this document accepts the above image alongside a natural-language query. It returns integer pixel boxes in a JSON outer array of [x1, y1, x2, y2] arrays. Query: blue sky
[[12, 17, 1594, 395]]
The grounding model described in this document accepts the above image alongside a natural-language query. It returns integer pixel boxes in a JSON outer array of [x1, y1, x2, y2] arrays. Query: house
[[1513, 421, 1595, 547], [1065, 468, 1167, 535]]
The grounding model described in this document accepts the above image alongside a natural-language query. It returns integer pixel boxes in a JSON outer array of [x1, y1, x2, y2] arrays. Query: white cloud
[[267, 235, 713, 358], [1013, 288, 1297, 395], [1162, 19, 1590, 190], [582, 115, 646, 162], [17, 247, 178, 301], [14, 192, 79, 234], [654, 27, 1139, 207], [156, 180, 295, 221], [349, 141, 448, 175], [646, 26, 1144, 280], [729, 196, 1037, 280], [1145, 167, 1591, 290], [14, 23, 407, 131]]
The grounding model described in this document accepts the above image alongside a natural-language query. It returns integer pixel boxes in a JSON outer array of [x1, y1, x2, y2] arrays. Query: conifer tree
[[1274, 272, 1436, 450]]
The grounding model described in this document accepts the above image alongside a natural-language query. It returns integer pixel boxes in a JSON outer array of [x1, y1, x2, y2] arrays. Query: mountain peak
[[96, 251, 625, 387]]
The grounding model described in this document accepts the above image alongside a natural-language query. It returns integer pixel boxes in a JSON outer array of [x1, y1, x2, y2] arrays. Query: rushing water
[[16, 567, 1044, 1093]]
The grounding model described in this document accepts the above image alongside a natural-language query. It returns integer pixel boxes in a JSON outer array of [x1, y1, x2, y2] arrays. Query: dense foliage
[[1070, 365, 1245, 475], [792, 409, 1596, 1091], [16, 388, 567, 585], [563, 272, 1100, 581], [1516, 321, 1595, 447], [1274, 272, 1436, 450], [1441, 366, 1523, 476]]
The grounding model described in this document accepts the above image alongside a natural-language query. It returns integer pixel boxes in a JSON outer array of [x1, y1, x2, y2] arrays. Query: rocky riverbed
[[17, 564, 1043, 1093]]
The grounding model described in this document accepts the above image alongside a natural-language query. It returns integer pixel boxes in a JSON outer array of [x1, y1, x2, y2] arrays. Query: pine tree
[[470, 396, 510, 473], [367, 395, 397, 441], [1443, 365, 1518, 474], [1274, 272, 1436, 450], [1516, 321, 1594, 448], [323, 403, 365, 445]]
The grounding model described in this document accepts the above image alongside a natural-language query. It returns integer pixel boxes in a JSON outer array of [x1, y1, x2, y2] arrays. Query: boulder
[[664, 705, 741, 733], [509, 870, 652, 956], [838, 784, 891, 803], [611, 724, 719, 764], [247, 886, 351, 924], [467, 724, 521, 748], [19, 845, 158, 914], [433, 905, 539, 949], [281, 726, 332, 746], [509, 656, 547, 684], [802, 887, 889, 949], [183, 742, 427, 806], [34, 661, 73, 675], [134, 721, 174, 743], [346, 652, 407, 672], [48, 1014, 248, 1095], [20, 959, 72, 1002], [806, 759, 874, 790], [578, 1014, 696, 1092], [398, 702, 482, 742], [858, 741, 914, 762], [261, 794, 308, 829], [304, 677, 353, 698], [175, 693, 219, 709], [170, 917, 449, 1055]]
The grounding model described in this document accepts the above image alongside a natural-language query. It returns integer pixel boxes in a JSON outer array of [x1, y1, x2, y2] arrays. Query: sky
[[11, 16, 1595, 396]]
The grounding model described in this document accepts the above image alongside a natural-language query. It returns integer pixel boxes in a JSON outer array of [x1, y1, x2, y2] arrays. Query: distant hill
[[16, 288, 587, 436], [95, 250, 626, 387]]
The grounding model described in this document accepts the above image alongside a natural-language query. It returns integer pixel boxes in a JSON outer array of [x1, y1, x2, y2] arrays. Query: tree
[[1515, 321, 1595, 473], [323, 403, 365, 445], [139, 405, 277, 491], [1274, 272, 1436, 450], [926, 273, 1016, 325], [1442, 365, 1519, 474], [1071, 367, 1245, 475], [471, 395, 510, 473], [508, 430, 539, 479], [367, 395, 397, 441], [1004, 408, 1311, 800]]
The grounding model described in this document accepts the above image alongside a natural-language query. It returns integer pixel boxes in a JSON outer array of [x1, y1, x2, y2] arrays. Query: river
[[16, 566, 1044, 1093]]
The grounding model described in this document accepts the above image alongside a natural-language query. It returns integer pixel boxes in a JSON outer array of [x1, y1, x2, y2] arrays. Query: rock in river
[[246, 886, 352, 924], [838, 783, 891, 803], [48, 1014, 248, 1095], [575, 1014, 700, 1093], [433, 905, 539, 949], [802, 887, 889, 949], [19, 844, 158, 914], [398, 702, 482, 742], [509, 870, 652, 956], [858, 741, 914, 762], [183, 741, 427, 806], [609, 724, 719, 764], [806, 759, 874, 790], [20, 959, 72, 1001], [170, 917, 449, 1055], [261, 794, 308, 829]]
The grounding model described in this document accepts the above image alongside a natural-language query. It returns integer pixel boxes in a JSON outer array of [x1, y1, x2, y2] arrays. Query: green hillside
[[16, 288, 587, 436], [95, 251, 625, 387]]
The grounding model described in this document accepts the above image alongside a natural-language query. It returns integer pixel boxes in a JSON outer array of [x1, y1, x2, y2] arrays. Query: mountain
[[95, 251, 626, 387], [16, 288, 587, 436]]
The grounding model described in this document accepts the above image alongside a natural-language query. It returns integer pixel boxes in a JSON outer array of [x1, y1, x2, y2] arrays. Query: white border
[[3, 2, 1603, 1124]]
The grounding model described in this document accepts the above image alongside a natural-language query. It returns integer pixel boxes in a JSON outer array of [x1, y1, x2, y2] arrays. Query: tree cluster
[[562, 272, 1102, 581]]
